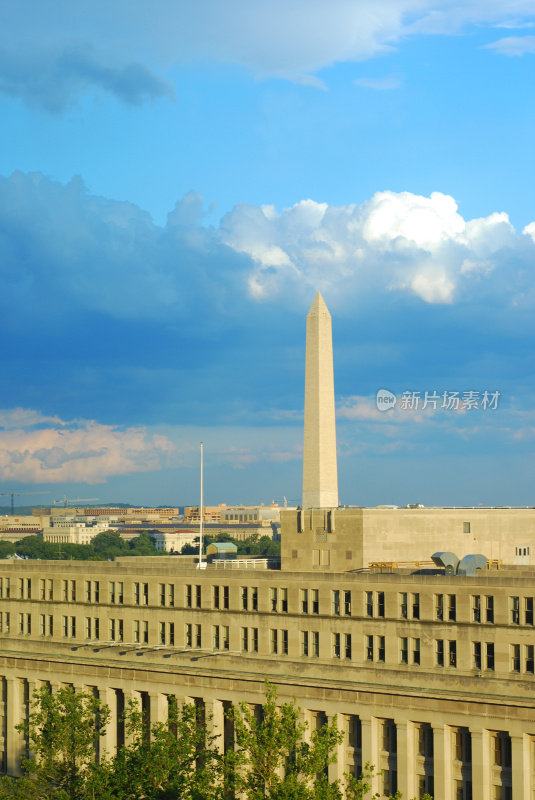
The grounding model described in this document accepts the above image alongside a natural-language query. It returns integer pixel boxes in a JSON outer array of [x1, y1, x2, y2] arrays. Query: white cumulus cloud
[[0, 409, 176, 483], [221, 190, 534, 306]]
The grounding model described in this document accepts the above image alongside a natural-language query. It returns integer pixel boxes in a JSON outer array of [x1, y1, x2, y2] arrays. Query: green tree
[[91, 531, 128, 559], [0, 776, 42, 799], [229, 683, 344, 800], [128, 530, 158, 556], [95, 698, 223, 800], [15, 684, 109, 800], [0, 541, 16, 558]]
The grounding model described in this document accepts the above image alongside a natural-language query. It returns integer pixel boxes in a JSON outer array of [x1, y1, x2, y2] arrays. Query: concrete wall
[[281, 507, 535, 571]]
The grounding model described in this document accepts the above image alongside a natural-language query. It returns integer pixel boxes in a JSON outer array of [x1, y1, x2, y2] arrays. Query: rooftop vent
[[431, 552, 459, 575], [432, 551, 488, 576]]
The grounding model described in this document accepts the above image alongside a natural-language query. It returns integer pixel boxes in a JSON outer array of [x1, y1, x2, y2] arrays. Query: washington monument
[[302, 291, 339, 508]]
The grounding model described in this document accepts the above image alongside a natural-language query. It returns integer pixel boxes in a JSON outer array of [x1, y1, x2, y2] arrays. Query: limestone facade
[[0, 556, 534, 799], [281, 507, 535, 571]]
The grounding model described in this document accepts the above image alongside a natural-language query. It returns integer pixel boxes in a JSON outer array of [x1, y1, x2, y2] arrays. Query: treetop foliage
[[0, 682, 430, 800]]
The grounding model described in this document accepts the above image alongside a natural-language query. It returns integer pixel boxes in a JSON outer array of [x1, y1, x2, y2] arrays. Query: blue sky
[[0, 0, 534, 508]]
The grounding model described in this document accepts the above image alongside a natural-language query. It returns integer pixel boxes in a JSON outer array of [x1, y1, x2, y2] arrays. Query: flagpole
[[197, 441, 205, 569]]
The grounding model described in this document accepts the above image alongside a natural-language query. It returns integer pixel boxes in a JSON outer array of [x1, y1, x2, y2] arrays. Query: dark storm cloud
[[0, 45, 174, 112], [1, 171, 534, 437]]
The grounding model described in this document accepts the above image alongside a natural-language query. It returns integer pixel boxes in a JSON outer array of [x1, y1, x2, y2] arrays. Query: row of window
[[0, 577, 534, 627], [4, 611, 533, 673]]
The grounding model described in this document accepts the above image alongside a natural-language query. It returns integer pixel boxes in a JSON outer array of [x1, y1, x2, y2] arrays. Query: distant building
[[150, 530, 198, 553], [184, 505, 227, 522], [220, 505, 288, 526], [42, 519, 115, 545]]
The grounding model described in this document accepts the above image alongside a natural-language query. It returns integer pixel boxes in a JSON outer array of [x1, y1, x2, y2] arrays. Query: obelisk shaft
[[302, 292, 339, 508]]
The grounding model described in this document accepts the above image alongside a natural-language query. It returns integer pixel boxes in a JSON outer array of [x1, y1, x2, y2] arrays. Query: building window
[[400, 637, 408, 664], [400, 593, 408, 619], [365, 591, 382, 617], [271, 588, 278, 612], [378, 635, 385, 662], [486, 596, 494, 623], [448, 595, 456, 622], [454, 728, 472, 763], [473, 641, 482, 670], [510, 596, 520, 625], [62, 615, 75, 638], [418, 723, 434, 758], [345, 634, 352, 660], [62, 580, 76, 602], [223, 586, 229, 610], [332, 590, 341, 616], [311, 589, 319, 614], [134, 583, 145, 606], [413, 638, 421, 665], [300, 589, 309, 614], [109, 619, 123, 642], [195, 624, 201, 648], [185, 623, 192, 648], [449, 640, 457, 667], [366, 634, 384, 662], [472, 595, 481, 623], [40, 579, 53, 601], [525, 597, 534, 625], [436, 639, 444, 667], [435, 594, 444, 621], [486, 642, 495, 671], [333, 633, 341, 659], [511, 644, 521, 673], [366, 591, 374, 617], [377, 591, 384, 618], [463, 521, 471, 533], [242, 628, 249, 652], [213, 586, 220, 609], [526, 644, 534, 673], [185, 585, 193, 608], [301, 631, 309, 657], [281, 588, 288, 612], [493, 733, 512, 768], [241, 586, 248, 610], [412, 593, 420, 620], [311, 631, 319, 657], [271, 629, 278, 654]]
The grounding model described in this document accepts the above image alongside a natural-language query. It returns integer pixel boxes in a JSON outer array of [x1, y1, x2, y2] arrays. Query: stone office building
[[1, 557, 535, 799]]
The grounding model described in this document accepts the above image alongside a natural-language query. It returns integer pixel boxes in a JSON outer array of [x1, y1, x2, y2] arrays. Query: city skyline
[[0, 1, 534, 507]]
